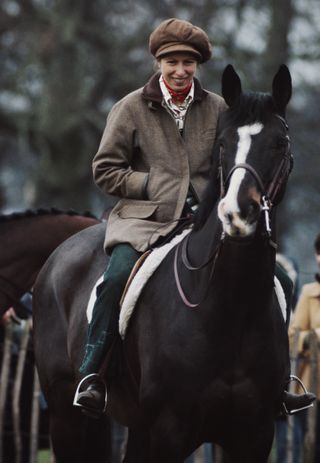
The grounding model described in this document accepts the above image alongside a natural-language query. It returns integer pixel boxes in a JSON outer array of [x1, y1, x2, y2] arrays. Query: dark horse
[[0, 208, 99, 316], [33, 65, 293, 463]]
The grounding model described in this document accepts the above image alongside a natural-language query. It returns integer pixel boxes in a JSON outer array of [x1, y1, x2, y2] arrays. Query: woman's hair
[[314, 233, 320, 254]]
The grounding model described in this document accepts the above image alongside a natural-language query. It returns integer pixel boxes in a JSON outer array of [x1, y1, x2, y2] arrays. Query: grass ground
[[37, 449, 51, 463]]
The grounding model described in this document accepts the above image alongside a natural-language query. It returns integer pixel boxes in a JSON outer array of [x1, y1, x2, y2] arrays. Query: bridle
[[219, 115, 293, 234], [174, 114, 293, 308]]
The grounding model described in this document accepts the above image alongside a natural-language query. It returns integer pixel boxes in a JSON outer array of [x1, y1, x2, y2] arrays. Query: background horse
[[0, 208, 99, 316], [33, 64, 293, 463], [0, 208, 101, 462]]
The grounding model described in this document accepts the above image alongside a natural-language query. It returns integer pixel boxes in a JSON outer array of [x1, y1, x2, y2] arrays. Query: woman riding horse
[[75, 17, 314, 417]]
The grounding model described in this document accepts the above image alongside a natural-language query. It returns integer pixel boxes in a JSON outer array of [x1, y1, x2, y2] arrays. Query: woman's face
[[316, 253, 320, 268], [159, 52, 198, 92]]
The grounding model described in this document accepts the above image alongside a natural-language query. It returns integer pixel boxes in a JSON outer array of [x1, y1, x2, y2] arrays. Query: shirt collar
[[159, 75, 194, 107]]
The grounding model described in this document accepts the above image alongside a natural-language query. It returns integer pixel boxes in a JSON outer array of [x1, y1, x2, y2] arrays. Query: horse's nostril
[[227, 212, 233, 224]]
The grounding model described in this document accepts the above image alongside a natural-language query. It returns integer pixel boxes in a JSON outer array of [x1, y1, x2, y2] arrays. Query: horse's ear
[[272, 64, 292, 116], [222, 64, 242, 107]]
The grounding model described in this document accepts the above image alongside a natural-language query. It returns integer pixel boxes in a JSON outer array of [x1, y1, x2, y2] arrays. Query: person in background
[[289, 233, 320, 463]]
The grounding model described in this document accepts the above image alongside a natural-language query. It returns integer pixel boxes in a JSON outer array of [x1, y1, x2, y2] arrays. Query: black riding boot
[[74, 243, 141, 418]]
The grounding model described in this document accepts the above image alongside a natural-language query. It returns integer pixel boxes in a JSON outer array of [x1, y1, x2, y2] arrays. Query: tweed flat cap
[[149, 18, 212, 63]]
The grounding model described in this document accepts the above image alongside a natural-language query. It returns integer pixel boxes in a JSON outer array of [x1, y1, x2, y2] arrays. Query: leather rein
[[174, 114, 293, 308]]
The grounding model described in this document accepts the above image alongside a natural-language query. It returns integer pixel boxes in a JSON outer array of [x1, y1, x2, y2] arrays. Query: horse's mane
[[0, 207, 97, 223], [193, 91, 276, 231]]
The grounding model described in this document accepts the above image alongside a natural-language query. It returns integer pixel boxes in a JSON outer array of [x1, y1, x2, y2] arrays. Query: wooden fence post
[[0, 321, 13, 463], [12, 320, 31, 463], [29, 366, 41, 463]]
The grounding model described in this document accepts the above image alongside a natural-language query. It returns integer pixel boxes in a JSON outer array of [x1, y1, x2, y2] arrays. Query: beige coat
[[289, 280, 320, 398], [93, 73, 226, 252]]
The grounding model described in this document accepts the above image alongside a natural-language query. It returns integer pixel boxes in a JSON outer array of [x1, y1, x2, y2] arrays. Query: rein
[[174, 234, 222, 308]]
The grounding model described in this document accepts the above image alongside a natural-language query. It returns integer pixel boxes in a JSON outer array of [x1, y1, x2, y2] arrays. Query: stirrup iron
[[73, 373, 107, 413], [282, 374, 314, 415]]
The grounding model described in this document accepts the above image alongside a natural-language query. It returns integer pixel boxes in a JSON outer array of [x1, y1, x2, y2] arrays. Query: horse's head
[[216, 64, 292, 238]]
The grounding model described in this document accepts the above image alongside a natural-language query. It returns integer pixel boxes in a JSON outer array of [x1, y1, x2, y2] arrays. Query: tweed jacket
[[289, 280, 320, 398], [92, 72, 227, 252]]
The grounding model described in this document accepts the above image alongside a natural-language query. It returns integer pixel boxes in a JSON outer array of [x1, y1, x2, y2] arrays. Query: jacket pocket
[[201, 128, 217, 148], [117, 200, 159, 220]]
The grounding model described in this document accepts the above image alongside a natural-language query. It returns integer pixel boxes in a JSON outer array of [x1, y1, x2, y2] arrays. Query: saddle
[[119, 250, 152, 307]]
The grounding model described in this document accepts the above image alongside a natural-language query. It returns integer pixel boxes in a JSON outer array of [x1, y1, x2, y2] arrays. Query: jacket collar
[[142, 72, 208, 105]]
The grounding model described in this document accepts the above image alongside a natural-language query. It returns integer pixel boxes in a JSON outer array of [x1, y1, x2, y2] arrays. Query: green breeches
[[79, 243, 141, 376]]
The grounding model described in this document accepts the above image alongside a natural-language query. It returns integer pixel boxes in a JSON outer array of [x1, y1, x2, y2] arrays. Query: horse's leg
[[47, 379, 111, 463], [122, 427, 150, 463], [122, 426, 192, 463], [224, 422, 274, 463], [225, 444, 272, 463], [148, 434, 193, 463], [147, 411, 197, 463]]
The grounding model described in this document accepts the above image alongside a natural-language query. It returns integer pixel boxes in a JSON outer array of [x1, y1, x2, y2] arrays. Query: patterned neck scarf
[[162, 78, 193, 103]]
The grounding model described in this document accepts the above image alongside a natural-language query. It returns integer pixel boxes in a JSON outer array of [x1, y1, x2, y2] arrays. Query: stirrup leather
[[73, 373, 107, 413], [282, 374, 314, 415]]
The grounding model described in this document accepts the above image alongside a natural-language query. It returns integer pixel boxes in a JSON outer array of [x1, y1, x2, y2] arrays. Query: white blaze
[[218, 122, 263, 236]]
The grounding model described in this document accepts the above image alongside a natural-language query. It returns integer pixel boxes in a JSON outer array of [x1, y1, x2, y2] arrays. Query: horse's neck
[[188, 208, 276, 290], [188, 205, 223, 265]]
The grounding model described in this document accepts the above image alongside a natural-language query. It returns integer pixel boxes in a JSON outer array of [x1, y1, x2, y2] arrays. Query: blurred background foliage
[[0, 0, 319, 283]]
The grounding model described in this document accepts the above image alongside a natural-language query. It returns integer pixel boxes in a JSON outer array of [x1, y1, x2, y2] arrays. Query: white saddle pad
[[119, 228, 191, 338], [86, 230, 287, 338]]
